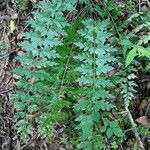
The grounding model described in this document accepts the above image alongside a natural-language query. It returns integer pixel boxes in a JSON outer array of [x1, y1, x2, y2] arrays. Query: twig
[[144, 100, 150, 118], [142, 101, 150, 142], [115, 111, 128, 115], [0, 54, 10, 60], [70, 7, 86, 24], [0, 89, 13, 95], [100, 0, 121, 38], [43, 142, 48, 150], [125, 103, 145, 149], [58, 45, 74, 99], [124, 127, 135, 134], [20, 132, 38, 150], [139, 0, 141, 12]]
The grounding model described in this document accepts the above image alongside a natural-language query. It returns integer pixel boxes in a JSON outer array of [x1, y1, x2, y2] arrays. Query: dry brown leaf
[[13, 74, 21, 80], [11, 13, 18, 19], [29, 78, 35, 84], [30, 0, 37, 3], [17, 50, 24, 56], [127, 138, 137, 147], [139, 99, 148, 110], [17, 33, 23, 41], [3, 35, 10, 46], [136, 116, 149, 128]]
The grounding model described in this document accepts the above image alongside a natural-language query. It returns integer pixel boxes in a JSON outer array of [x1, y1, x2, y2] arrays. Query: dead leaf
[[127, 138, 137, 147], [28, 78, 35, 84], [139, 100, 148, 110], [139, 100, 148, 115], [11, 13, 18, 19], [17, 33, 23, 41], [30, 0, 37, 3], [17, 50, 24, 56], [136, 116, 149, 128], [141, 5, 149, 12], [13, 74, 21, 80], [3, 35, 10, 46]]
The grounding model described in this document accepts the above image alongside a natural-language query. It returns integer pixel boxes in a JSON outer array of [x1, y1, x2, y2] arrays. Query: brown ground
[[0, 0, 150, 150]]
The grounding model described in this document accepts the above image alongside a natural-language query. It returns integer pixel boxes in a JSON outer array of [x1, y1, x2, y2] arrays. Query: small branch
[[124, 127, 136, 134], [20, 132, 38, 150], [0, 89, 13, 95], [0, 54, 10, 60], [125, 103, 145, 149], [114, 111, 128, 116], [100, 0, 121, 38], [142, 101, 150, 142], [139, 0, 141, 12], [58, 45, 74, 98]]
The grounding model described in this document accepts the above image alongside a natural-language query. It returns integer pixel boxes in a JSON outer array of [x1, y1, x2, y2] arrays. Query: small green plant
[[126, 46, 150, 67], [73, 19, 123, 149], [101, 119, 123, 138], [13, 0, 76, 142], [13, 0, 150, 149], [16, 0, 29, 10]]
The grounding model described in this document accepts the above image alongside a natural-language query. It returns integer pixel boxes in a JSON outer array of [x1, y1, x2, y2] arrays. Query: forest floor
[[0, 1, 56, 149], [0, 0, 150, 150]]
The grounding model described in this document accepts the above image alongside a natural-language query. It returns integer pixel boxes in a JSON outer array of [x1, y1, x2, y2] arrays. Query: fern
[[13, 0, 124, 147], [12, 0, 150, 149], [116, 10, 150, 148], [73, 19, 122, 149], [13, 0, 76, 142], [123, 11, 150, 73]]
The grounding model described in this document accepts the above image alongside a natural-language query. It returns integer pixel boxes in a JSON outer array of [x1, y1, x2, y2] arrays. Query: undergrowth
[[12, 0, 150, 149]]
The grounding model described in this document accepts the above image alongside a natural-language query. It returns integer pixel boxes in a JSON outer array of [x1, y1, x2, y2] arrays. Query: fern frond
[[13, 0, 77, 142], [74, 19, 118, 149]]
